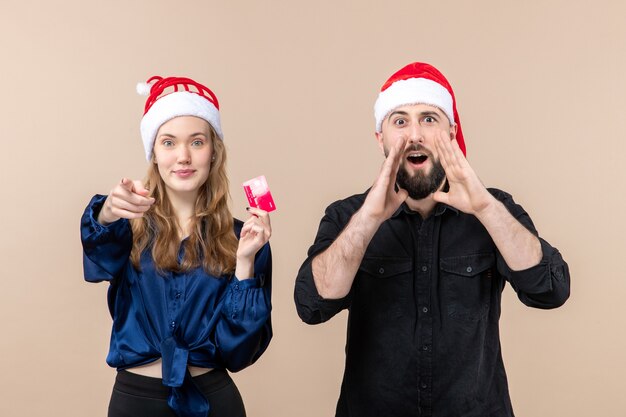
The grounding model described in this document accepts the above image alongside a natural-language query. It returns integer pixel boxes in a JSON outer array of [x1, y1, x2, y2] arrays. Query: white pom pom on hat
[[136, 82, 152, 96], [137, 76, 224, 162], [373, 62, 466, 156]]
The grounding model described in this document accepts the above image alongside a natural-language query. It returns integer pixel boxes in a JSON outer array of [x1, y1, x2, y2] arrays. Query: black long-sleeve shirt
[[294, 188, 569, 417]]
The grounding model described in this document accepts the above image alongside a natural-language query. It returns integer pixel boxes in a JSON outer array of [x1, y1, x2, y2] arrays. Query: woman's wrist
[[234, 256, 254, 280], [96, 200, 118, 226]]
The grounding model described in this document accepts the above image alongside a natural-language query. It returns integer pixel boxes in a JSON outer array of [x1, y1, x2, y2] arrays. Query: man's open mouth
[[407, 152, 428, 166]]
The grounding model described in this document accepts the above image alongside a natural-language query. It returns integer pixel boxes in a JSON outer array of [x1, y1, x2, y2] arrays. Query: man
[[294, 62, 570, 417]]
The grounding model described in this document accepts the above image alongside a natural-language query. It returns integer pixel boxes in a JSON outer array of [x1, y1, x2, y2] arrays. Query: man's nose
[[407, 123, 423, 144]]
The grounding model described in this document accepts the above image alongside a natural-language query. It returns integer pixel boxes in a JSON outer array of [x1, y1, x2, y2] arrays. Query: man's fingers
[[432, 190, 449, 205], [379, 136, 407, 183], [395, 187, 409, 202], [436, 131, 453, 170], [441, 130, 466, 166], [389, 136, 407, 167]]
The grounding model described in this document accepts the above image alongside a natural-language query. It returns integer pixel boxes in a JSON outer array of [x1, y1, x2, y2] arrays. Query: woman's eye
[[192, 140, 204, 146], [162, 140, 174, 146]]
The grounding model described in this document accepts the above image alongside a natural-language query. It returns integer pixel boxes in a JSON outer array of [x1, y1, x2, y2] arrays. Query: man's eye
[[393, 119, 406, 126], [423, 116, 435, 123]]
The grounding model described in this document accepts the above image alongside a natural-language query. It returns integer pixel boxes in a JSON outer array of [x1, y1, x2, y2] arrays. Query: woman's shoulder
[[233, 218, 244, 237]]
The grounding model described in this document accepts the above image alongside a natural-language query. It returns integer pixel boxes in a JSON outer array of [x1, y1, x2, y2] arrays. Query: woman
[[80, 76, 272, 417]]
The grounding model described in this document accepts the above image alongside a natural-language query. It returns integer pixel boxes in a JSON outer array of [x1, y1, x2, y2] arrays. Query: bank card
[[243, 175, 276, 212]]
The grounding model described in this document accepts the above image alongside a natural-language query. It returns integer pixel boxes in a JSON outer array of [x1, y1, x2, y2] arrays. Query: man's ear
[[449, 124, 458, 141], [375, 131, 385, 155]]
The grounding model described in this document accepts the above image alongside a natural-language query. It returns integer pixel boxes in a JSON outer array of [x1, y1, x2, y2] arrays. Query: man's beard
[[396, 156, 446, 200]]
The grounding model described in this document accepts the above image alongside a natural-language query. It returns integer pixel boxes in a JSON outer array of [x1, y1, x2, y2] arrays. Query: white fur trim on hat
[[140, 91, 223, 161], [374, 78, 454, 132]]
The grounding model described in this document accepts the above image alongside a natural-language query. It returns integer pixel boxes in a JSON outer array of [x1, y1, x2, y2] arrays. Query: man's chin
[[403, 161, 431, 175], [402, 168, 431, 183]]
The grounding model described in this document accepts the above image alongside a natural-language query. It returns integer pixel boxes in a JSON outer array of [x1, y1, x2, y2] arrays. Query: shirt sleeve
[[491, 189, 571, 309], [294, 202, 353, 325], [80, 194, 132, 283], [214, 242, 273, 372]]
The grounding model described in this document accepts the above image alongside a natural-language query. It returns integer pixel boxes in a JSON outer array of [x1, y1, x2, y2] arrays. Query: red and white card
[[243, 175, 276, 212]]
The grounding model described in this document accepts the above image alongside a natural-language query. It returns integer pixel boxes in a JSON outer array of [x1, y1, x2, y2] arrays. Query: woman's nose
[[177, 145, 191, 164]]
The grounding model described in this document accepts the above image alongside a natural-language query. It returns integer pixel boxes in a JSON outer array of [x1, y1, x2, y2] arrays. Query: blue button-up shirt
[[81, 195, 272, 417]]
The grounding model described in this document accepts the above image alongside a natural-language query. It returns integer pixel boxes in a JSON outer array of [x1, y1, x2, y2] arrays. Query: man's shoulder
[[325, 189, 370, 213]]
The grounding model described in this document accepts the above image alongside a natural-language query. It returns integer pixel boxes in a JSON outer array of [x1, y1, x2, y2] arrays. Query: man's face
[[376, 103, 457, 200]]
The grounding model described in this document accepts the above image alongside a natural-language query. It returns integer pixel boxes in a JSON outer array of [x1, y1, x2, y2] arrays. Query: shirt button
[[466, 266, 473, 273], [170, 321, 176, 329], [422, 307, 429, 313], [378, 267, 385, 274], [235, 284, 240, 290], [420, 382, 428, 389], [175, 292, 182, 299], [421, 266, 428, 272], [422, 345, 429, 351]]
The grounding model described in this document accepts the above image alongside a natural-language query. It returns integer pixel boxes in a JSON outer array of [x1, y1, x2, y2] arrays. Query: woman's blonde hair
[[130, 128, 237, 276]]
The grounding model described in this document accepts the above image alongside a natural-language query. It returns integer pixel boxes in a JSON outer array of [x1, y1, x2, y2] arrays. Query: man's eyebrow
[[388, 110, 409, 118], [419, 110, 442, 118]]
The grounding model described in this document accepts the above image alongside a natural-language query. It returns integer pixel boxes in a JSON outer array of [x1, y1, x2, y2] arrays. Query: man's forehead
[[389, 103, 446, 116]]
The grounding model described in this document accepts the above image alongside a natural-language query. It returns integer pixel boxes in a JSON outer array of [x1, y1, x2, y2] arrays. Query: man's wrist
[[354, 205, 386, 232], [473, 193, 500, 221]]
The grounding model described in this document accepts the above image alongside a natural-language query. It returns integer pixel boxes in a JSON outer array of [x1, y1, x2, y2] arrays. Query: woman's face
[[152, 116, 214, 198]]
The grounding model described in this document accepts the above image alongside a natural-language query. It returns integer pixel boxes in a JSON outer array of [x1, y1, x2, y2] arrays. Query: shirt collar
[[391, 201, 459, 218]]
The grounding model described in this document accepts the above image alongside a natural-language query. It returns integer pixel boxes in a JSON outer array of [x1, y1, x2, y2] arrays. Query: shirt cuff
[[502, 238, 562, 294], [230, 275, 262, 290], [86, 194, 127, 235]]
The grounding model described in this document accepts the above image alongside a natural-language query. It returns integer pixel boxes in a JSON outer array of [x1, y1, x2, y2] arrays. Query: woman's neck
[[166, 190, 198, 238]]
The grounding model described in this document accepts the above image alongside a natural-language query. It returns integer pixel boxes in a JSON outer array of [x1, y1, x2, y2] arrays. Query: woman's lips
[[173, 169, 196, 178]]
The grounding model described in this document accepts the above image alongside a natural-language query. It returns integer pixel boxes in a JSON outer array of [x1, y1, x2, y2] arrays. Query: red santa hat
[[137, 76, 223, 161], [374, 62, 466, 155]]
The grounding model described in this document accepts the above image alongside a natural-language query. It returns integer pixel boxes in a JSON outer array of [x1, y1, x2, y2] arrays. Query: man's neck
[[403, 179, 447, 219], [404, 195, 438, 219]]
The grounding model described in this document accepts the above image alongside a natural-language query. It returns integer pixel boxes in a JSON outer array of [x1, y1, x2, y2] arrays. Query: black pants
[[108, 369, 246, 417]]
